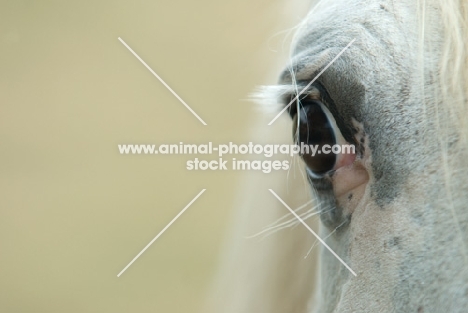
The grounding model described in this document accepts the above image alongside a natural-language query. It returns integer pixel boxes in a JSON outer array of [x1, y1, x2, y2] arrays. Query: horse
[[208, 0, 468, 312]]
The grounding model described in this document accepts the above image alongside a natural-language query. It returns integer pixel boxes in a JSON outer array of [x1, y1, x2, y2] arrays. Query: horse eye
[[292, 100, 337, 177]]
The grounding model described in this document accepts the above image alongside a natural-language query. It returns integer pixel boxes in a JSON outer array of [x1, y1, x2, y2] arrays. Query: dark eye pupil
[[292, 101, 337, 176]]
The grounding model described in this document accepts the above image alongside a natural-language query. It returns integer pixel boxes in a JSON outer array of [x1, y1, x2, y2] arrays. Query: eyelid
[[285, 87, 321, 117], [319, 101, 357, 173], [318, 101, 347, 148]]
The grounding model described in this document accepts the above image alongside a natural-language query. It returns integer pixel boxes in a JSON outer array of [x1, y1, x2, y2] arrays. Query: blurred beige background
[[0, 1, 310, 312]]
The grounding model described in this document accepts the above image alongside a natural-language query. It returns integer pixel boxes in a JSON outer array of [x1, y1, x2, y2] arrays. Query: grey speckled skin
[[279, 1, 468, 312]]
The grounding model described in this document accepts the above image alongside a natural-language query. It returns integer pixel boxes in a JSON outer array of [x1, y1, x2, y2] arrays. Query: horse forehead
[[280, 0, 418, 82]]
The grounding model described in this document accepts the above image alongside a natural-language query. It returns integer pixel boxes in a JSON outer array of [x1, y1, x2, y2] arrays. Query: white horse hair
[[208, 0, 468, 312]]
